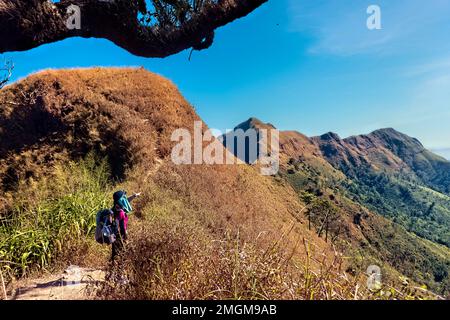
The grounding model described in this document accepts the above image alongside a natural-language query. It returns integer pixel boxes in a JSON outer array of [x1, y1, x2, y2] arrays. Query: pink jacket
[[116, 209, 128, 229], [114, 209, 129, 240]]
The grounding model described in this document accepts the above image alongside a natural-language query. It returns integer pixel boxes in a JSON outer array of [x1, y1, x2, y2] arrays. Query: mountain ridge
[[223, 117, 450, 295], [240, 117, 450, 190], [1, 71, 448, 299]]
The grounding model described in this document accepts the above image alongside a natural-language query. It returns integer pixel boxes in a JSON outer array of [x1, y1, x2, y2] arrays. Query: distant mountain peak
[[371, 127, 399, 135], [319, 132, 341, 141], [368, 127, 424, 149], [234, 117, 276, 131]]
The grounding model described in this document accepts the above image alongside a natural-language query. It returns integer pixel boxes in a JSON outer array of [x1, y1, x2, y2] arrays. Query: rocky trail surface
[[8, 265, 105, 300]]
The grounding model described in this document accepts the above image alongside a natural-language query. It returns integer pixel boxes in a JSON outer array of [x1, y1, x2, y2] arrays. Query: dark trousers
[[111, 236, 124, 262], [111, 218, 127, 262]]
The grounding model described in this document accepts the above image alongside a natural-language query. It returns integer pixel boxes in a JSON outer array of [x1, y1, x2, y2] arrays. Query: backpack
[[113, 190, 132, 213], [95, 209, 116, 245]]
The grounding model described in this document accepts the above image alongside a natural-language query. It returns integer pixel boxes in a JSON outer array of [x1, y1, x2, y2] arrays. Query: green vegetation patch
[[0, 153, 112, 277]]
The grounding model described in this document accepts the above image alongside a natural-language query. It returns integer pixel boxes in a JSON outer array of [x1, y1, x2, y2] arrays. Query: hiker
[[111, 190, 141, 261]]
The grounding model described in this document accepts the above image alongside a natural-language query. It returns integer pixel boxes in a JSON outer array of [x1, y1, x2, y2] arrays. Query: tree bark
[[0, 0, 268, 58]]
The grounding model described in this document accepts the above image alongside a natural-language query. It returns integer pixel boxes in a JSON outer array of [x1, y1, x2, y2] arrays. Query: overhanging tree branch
[[0, 0, 268, 58], [0, 60, 13, 88]]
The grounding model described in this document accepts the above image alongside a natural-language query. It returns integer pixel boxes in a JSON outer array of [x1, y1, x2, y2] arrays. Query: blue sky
[[3, 0, 450, 158]]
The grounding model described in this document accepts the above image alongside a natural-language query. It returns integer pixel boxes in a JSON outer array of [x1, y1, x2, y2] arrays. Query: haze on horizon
[[2, 0, 450, 159]]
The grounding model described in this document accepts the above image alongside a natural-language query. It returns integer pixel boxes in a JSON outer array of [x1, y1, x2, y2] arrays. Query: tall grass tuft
[[0, 153, 113, 279]]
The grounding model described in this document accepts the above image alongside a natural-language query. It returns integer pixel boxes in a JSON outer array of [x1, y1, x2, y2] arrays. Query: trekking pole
[[0, 268, 7, 300]]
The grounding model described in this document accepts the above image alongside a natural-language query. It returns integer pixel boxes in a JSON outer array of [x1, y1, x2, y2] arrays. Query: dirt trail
[[10, 265, 105, 300]]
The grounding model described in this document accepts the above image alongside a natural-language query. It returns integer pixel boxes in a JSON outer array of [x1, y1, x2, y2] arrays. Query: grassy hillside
[[0, 68, 389, 300], [223, 119, 450, 296], [281, 155, 450, 295], [311, 127, 450, 248]]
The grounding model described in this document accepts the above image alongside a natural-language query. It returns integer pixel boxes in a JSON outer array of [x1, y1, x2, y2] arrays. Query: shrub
[[99, 215, 366, 300]]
